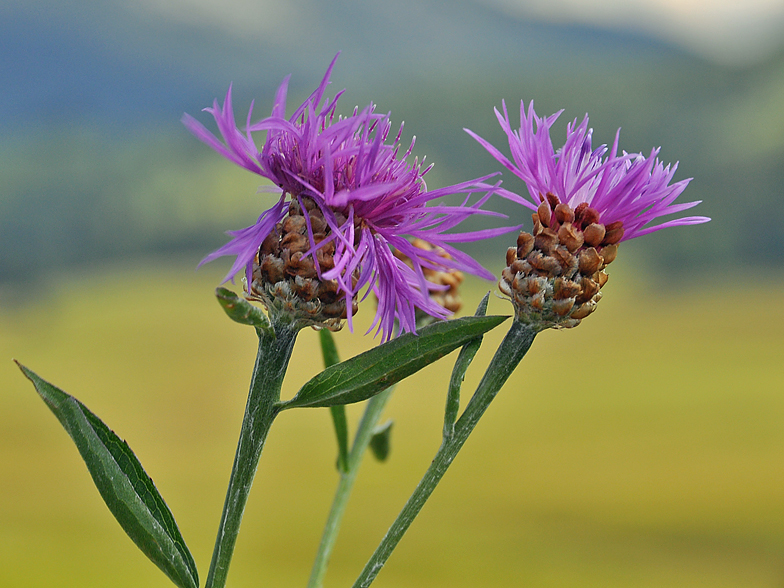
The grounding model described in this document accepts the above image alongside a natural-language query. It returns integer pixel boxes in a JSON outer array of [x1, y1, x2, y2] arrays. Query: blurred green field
[[2, 261, 784, 588]]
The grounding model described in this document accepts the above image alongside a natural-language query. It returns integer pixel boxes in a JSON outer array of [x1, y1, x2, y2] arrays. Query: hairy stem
[[204, 321, 299, 588]]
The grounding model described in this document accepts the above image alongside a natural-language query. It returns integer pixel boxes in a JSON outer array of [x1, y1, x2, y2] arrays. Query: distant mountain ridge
[[3, 0, 691, 131], [1, 0, 782, 286]]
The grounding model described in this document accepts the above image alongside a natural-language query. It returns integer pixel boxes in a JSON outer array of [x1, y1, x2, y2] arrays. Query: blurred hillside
[[2, 0, 783, 287]]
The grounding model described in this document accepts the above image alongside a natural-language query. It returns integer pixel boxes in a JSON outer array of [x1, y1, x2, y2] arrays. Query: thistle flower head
[[467, 101, 710, 329], [184, 57, 512, 339]]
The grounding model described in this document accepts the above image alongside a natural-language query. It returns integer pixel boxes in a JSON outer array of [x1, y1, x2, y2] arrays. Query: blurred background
[[2, 0, 784, 586]]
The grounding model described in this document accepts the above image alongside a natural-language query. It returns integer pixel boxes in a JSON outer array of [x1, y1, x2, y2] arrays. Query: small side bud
[[393, 239, 465, 317], [215, 287, 272, 331], [370, 420, 394, 462]]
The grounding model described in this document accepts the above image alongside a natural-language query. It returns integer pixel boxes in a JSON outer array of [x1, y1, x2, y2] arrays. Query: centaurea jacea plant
[[14, 65, 710, 588]]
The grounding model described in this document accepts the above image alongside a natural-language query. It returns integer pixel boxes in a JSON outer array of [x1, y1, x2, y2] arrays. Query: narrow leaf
[[215, 287, 272, 333], [319, 328, 341, 367], [369, 420, 393, 462], [444, 293, 490, 438], [329, 406, 350, 472], [320, 330, 349, 472], [16, 362, 199, 588], [280, 314, 508, 409]]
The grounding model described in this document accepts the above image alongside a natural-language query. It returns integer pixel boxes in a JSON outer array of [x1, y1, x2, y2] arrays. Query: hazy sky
[[138, 0, 784, 66], [483, 0, 784, 65]]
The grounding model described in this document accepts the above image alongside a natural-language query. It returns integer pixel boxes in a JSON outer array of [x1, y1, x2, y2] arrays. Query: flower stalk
[[204, 320, 299, 588], [307, 328, 396, 588], [307, 387, 394, 588], [351, 320, 537, 588]]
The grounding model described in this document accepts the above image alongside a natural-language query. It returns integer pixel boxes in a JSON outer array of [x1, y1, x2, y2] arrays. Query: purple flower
[[465, 101, 710, 240], [468, 101, 710, 330], [184, 56, 512, 339]]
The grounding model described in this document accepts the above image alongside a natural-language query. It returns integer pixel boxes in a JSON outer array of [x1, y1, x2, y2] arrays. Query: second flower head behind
[[183, 56, 512, 340], [466, 101, 710, 330]]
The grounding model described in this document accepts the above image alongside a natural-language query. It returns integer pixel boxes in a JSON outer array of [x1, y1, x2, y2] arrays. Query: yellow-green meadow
[[2, 261, 783, 588]]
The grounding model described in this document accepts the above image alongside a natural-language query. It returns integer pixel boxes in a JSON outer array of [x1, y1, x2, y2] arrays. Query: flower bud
[[393, 239, 465, 320]]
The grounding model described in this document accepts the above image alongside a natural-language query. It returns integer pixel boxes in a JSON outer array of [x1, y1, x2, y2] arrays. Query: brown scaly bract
[[500, 192, 621, 330]]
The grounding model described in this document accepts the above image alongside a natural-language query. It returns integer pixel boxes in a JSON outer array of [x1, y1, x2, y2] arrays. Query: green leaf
[[369, 420, 393, 462], [329, 405, 350, 473], [319, 328, 341, 368], [215, 287, 272, 333], [320, 330, 350, 472], [280, 314, 508, 409], [16, 362, 199, 588], [444, 293, 490, 438]]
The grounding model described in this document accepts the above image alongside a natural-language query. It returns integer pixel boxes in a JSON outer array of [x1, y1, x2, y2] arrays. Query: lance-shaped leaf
[[320, 330, 350, 473], [215, 287, 272, 333], [444, 292, 490, 438], [280, 314, 508, 409], [16, 362, 199, 588]]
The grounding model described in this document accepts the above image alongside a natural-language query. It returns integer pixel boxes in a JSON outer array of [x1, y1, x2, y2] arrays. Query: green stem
[[307, 387, 394, 588], [350, 320, 537, 588], [204, 321, 299, 588]]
